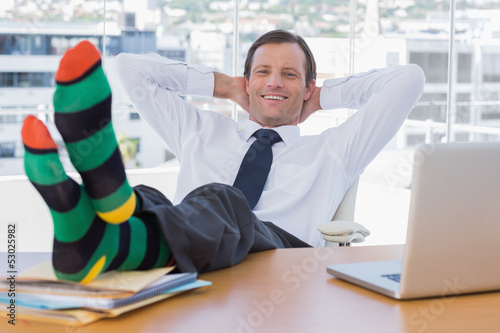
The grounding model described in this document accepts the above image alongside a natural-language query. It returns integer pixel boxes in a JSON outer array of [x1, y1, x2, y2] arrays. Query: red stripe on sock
[[55, 40, 102, 83], [21, 115, 58, 150]]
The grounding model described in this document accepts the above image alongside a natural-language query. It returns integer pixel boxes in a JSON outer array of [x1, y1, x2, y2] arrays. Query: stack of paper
[[0, 261, 211, 326]]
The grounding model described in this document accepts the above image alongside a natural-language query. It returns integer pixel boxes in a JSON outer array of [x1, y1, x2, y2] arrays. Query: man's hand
[[299, 86, 322, 124], [213, 73, 250, 112]]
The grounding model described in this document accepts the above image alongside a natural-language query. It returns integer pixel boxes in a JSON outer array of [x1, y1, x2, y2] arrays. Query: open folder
[[0, 261, 211, 326]]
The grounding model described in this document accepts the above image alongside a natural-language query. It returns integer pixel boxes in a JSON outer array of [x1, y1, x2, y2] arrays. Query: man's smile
[[262, 94, 287, 101]]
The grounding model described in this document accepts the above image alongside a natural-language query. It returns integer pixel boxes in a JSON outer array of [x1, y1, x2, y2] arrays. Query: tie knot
[[253, 129, 282, 145]]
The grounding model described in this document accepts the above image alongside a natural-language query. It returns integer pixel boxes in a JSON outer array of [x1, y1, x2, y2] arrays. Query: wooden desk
[[3, 245, 500, 333]]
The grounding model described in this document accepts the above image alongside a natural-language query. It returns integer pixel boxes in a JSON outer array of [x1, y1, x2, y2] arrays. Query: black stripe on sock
[[136, 218, 161, 270], [54, 95, 112, 143], [80, 147, 127, 199], [55, 59, 102, 86], [31, 178, 81, 213], [52, 215, 106, 275], [24, 145, 58, 155], [106, 222, 131, 271]]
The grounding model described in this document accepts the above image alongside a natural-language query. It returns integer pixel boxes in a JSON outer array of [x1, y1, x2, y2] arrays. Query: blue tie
[[233, 129, 283, 209]]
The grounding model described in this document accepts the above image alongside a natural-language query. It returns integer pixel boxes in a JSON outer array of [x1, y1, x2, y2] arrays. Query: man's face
[[245, 42, 315, 128]]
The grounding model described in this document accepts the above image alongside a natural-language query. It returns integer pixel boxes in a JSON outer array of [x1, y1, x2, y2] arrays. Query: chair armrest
[[318, 220, 370, 247], [322, 178, 368, 246]]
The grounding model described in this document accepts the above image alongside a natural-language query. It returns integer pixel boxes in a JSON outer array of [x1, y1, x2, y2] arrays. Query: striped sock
[[22, 116, 171, 283], [53, 40, 135, 224]]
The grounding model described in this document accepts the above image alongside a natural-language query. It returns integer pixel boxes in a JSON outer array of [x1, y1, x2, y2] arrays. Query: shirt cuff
[[187, 64, 215, 97]]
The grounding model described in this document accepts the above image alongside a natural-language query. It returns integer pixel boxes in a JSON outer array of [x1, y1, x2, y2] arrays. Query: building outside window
[[0, 142, 15, 158]]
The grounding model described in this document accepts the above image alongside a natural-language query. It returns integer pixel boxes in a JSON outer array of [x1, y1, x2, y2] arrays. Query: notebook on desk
[[327, 142, 500, 300]]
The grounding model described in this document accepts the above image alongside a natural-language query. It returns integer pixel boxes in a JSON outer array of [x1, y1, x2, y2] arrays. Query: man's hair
[[243, 29, 317, 85]]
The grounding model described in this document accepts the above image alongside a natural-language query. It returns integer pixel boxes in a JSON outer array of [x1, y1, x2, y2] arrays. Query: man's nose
[[266, 72, 283, 88]]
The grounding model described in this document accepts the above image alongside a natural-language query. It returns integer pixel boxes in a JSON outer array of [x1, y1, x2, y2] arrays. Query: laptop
[[327, 142, 500, 299]]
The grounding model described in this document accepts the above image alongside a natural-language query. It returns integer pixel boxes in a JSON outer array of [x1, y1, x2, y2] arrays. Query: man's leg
[[135, 183, 310, 274], [21, 41, 171, 283], [53, 40, 135, 224]]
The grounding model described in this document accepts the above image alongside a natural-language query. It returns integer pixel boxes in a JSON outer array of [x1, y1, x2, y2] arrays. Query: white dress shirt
[[114, 53, 425, 246]]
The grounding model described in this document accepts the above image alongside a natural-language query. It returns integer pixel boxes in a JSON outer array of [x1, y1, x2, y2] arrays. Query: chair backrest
[[331, 178, 359, 222]]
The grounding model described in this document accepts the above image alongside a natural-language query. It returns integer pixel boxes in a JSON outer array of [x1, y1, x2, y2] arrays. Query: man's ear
[[245, 75, 250, 95], [304, 79, 316, 101]]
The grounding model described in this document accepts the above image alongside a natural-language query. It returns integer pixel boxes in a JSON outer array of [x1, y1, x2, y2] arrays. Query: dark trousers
[[133, 183, 311, 273]]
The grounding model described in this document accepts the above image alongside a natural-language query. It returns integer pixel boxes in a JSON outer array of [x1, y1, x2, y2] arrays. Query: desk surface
[[3, 245, 500, 333]]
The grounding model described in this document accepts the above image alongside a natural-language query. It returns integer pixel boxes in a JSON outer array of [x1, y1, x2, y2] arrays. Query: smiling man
[[244, 42, 315, 127], [115, 28, 425, 251], [23, 30, 424, 282], [213, 31, 320, 128]]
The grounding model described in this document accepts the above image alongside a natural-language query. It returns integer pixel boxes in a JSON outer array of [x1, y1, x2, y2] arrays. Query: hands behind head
[[215, 72, 322, 124], [230, 76, 250, 113], [213, 73, 250, 113], [298, 85, 322, 124]]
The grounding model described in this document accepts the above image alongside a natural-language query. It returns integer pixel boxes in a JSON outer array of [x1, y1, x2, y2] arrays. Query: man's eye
[[284, 72, 296, 77], [256, 70, 268, 74]]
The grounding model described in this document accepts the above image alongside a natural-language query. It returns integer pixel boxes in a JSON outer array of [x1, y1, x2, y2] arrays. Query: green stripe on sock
[[24, 151, 68, 186], [51, 189, 96, 242], [118, 218, 147, 270], [154, 234, 171, 268], [54, 224, 120, 282], [64, 122, 117, 172], [92, 181, 134, 213], [53, 67, 111, 113]]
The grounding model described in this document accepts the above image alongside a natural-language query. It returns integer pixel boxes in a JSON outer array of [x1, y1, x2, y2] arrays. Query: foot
[[22, 116, 171, 283], [53, 41, 136, 224]]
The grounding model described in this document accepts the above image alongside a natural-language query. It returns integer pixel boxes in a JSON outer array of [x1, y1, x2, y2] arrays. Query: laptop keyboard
[[381, 273, 401, 283]]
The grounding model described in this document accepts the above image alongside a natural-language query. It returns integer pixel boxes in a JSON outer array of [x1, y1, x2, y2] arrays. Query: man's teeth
[[263, 95, 285, 100]]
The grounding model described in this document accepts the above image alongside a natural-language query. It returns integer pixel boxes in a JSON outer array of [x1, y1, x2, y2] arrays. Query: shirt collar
[[241, 120, 301, 146]]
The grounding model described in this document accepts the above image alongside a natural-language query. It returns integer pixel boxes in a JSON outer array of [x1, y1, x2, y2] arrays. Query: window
[[131, 138, 140, 153], [1, 0, 499, 161], [1, 2, 499, 133], [457, 53, 472, 83], [410, 93, 448, 122], [50, 36, 101, 56], [158, 49, 186, 62], [483, 53, 500, 83], [0, 72, 53, 87], [2, 0, 500, 246], [410, 52, 448, 83], [0, 115, 18, 124], [18, 72, 48, 87], [0, 73, 14, 87], [0, 142, 15, 158], [129, 112, 141, 120]]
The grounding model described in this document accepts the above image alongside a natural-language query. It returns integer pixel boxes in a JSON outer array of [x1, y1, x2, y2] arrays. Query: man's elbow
[[405, 63, 426, 95], [113, 53, 130, 75]]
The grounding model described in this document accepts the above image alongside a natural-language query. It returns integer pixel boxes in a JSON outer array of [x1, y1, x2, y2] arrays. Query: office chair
[[317, 178, 371, 247]]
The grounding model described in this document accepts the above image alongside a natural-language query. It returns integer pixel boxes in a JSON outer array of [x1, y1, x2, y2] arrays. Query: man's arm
[[319, 64, 424, 111], [114, 53, 214, 100], [213, 73, 250, 112], [319, 64, 425, 177], [114, 53, 215, 157], [299, 85, 322, 124]]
